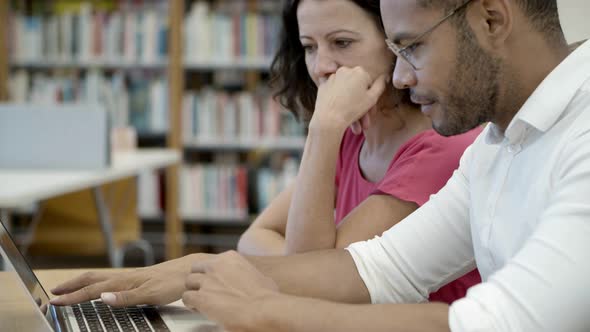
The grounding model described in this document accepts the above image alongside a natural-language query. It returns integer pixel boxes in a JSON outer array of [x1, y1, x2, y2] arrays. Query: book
[[183, 1, 280, 63], [182, 88, 304, 145], [9, 69, 168, 133], [10, 0, 169, 64]]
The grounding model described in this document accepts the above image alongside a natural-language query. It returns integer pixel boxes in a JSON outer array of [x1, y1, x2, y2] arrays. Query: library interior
[[2, 0, 305, 268], [0, 0, 589, 331]]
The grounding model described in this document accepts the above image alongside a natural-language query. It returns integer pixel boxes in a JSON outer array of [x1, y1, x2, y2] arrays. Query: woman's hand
[[50, 253, 212, 307], [311, 66, 387, 133]]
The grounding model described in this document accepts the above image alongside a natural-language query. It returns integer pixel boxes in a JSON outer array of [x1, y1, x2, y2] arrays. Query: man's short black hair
[[418, 0, 563, 44]]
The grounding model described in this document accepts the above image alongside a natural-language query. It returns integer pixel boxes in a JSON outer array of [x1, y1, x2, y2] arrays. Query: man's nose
[[392, 56, 417, 90]]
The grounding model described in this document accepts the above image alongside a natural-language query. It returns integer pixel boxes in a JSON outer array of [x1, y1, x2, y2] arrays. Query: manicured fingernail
[[101, 293, 116, 304]]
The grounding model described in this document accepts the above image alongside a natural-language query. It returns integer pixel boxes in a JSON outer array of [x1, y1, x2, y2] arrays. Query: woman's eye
[[302, 44, 316, 53], [334, 40, 352, 48]]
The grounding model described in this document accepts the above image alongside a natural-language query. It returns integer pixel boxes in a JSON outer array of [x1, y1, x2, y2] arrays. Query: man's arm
[[184, 251, 450, 332], [256, 296, 450, 332], [247, 249, 371, 303]]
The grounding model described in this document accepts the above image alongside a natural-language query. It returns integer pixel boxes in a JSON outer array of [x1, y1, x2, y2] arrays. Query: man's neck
[[493, 38, 570, 132]]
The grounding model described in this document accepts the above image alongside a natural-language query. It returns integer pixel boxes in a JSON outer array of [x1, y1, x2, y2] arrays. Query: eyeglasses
[[385, 0, 474, 70]]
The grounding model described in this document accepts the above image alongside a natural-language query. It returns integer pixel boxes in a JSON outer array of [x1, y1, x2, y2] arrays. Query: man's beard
[[434, 22, 501, 136]]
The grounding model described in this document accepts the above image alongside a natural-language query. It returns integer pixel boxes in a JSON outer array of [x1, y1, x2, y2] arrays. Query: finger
[[50, 279, 115, 306], [360, 113, 371, 131], [182, 290, 202, 312], [51, 271, 111, 295], [351, 121, 362, 135], [185, 273, 205, 290], [191, 259, 212, 274], [191, 261, 205, 273], [367, 74, 387, 101], [350, 66, 373, 90], [100, 287, 150, 307]]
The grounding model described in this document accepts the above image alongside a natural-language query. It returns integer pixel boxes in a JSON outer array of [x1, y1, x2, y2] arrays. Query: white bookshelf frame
[[184, 136, 305, 151], [184, 57, 273, 70], [141, 211, 250, 223]]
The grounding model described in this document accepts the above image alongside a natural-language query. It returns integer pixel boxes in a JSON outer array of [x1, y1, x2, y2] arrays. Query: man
[[51, 0, 590, 331]]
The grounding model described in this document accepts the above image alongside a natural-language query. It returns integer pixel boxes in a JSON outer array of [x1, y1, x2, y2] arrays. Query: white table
[[0, 148, 181, 267]]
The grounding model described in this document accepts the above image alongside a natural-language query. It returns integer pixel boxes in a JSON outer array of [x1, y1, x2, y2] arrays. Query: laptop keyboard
[[70, 300, 170, 332]]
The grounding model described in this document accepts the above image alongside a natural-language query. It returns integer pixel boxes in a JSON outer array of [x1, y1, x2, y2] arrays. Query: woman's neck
[[358, 104, 430, 183], [362, 104, 430, 155]]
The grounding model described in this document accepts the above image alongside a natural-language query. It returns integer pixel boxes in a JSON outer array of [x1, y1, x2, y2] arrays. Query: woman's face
[[297, 0, 393, 87]]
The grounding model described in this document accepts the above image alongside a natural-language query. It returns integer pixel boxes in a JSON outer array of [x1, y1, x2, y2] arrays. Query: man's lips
[[410, 95, 436, 116], [410, 95, 435, 106]]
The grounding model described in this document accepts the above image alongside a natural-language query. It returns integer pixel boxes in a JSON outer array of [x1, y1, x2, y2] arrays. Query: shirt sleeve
[[373, 131, 477, 206], [449, 133, 590, 332], [346, 144, 476, 304]]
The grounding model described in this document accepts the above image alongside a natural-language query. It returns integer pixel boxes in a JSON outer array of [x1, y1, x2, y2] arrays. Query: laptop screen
[[0, 219, 54, 325]]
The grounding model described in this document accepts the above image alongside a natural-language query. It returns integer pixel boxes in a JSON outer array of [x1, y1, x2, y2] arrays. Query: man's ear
[[468, 0, 513, 48]]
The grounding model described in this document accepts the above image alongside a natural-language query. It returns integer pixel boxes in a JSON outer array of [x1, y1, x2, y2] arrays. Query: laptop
[[0, 219, 223, 332]]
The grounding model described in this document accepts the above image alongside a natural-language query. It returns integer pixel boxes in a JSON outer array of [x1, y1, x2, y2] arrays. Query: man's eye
[[405, 42, 421, 53]]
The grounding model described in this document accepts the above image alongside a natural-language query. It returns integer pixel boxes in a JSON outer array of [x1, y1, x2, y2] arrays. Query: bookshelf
[[10, 58, 273, 71], [4, 0, 304, 254]]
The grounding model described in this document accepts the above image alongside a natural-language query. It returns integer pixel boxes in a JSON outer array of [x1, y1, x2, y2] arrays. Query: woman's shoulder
[[405, 127, 483, 153]]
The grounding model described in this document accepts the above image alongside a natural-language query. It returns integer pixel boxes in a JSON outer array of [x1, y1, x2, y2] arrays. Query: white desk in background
[[0, 148, 181, 267]]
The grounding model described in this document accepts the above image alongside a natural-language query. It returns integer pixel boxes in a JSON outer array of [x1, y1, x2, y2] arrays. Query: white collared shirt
[[347, 40, 590, 332]]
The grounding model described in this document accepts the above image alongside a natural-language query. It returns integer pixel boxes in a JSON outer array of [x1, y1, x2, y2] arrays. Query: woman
[[237, 0, 481, 304]]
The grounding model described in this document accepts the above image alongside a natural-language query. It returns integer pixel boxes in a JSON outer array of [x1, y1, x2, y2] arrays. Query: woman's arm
[[284, 126, 344, 254], [334, 194, 418, 247], [285, 67, 386, 254], [237, 184, 294, 256], [287, 173, 418, 253]]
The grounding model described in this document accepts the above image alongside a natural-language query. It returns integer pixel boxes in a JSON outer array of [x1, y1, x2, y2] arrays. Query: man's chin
[[433, 121, 479, 137]]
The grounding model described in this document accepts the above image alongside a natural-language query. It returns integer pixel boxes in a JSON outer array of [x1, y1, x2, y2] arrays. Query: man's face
[[381, 0, 501, 136]]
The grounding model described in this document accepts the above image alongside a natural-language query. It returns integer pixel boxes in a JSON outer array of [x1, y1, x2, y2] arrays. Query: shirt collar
[[484, 40, 590, 145]]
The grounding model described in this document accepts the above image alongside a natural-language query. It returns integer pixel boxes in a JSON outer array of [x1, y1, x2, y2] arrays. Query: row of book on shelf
[[9, 69, 304, 140], [184, 1, 280, 63], [182, 89, 303, 143], [137, 158, 299, 220], [9, 69, 167, 132], [9, 0, 280, 65]]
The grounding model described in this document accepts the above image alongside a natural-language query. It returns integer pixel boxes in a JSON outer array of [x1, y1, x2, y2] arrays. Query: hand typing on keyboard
[[182, 251, 280, 331], [49, 253, 213, 307]]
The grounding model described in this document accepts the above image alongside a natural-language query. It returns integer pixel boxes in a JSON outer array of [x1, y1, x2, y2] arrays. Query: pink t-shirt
[[335, 127, 483, 304]]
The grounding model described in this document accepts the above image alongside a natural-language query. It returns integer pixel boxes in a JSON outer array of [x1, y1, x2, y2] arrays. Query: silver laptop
[[0, 219, 223, 332]]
